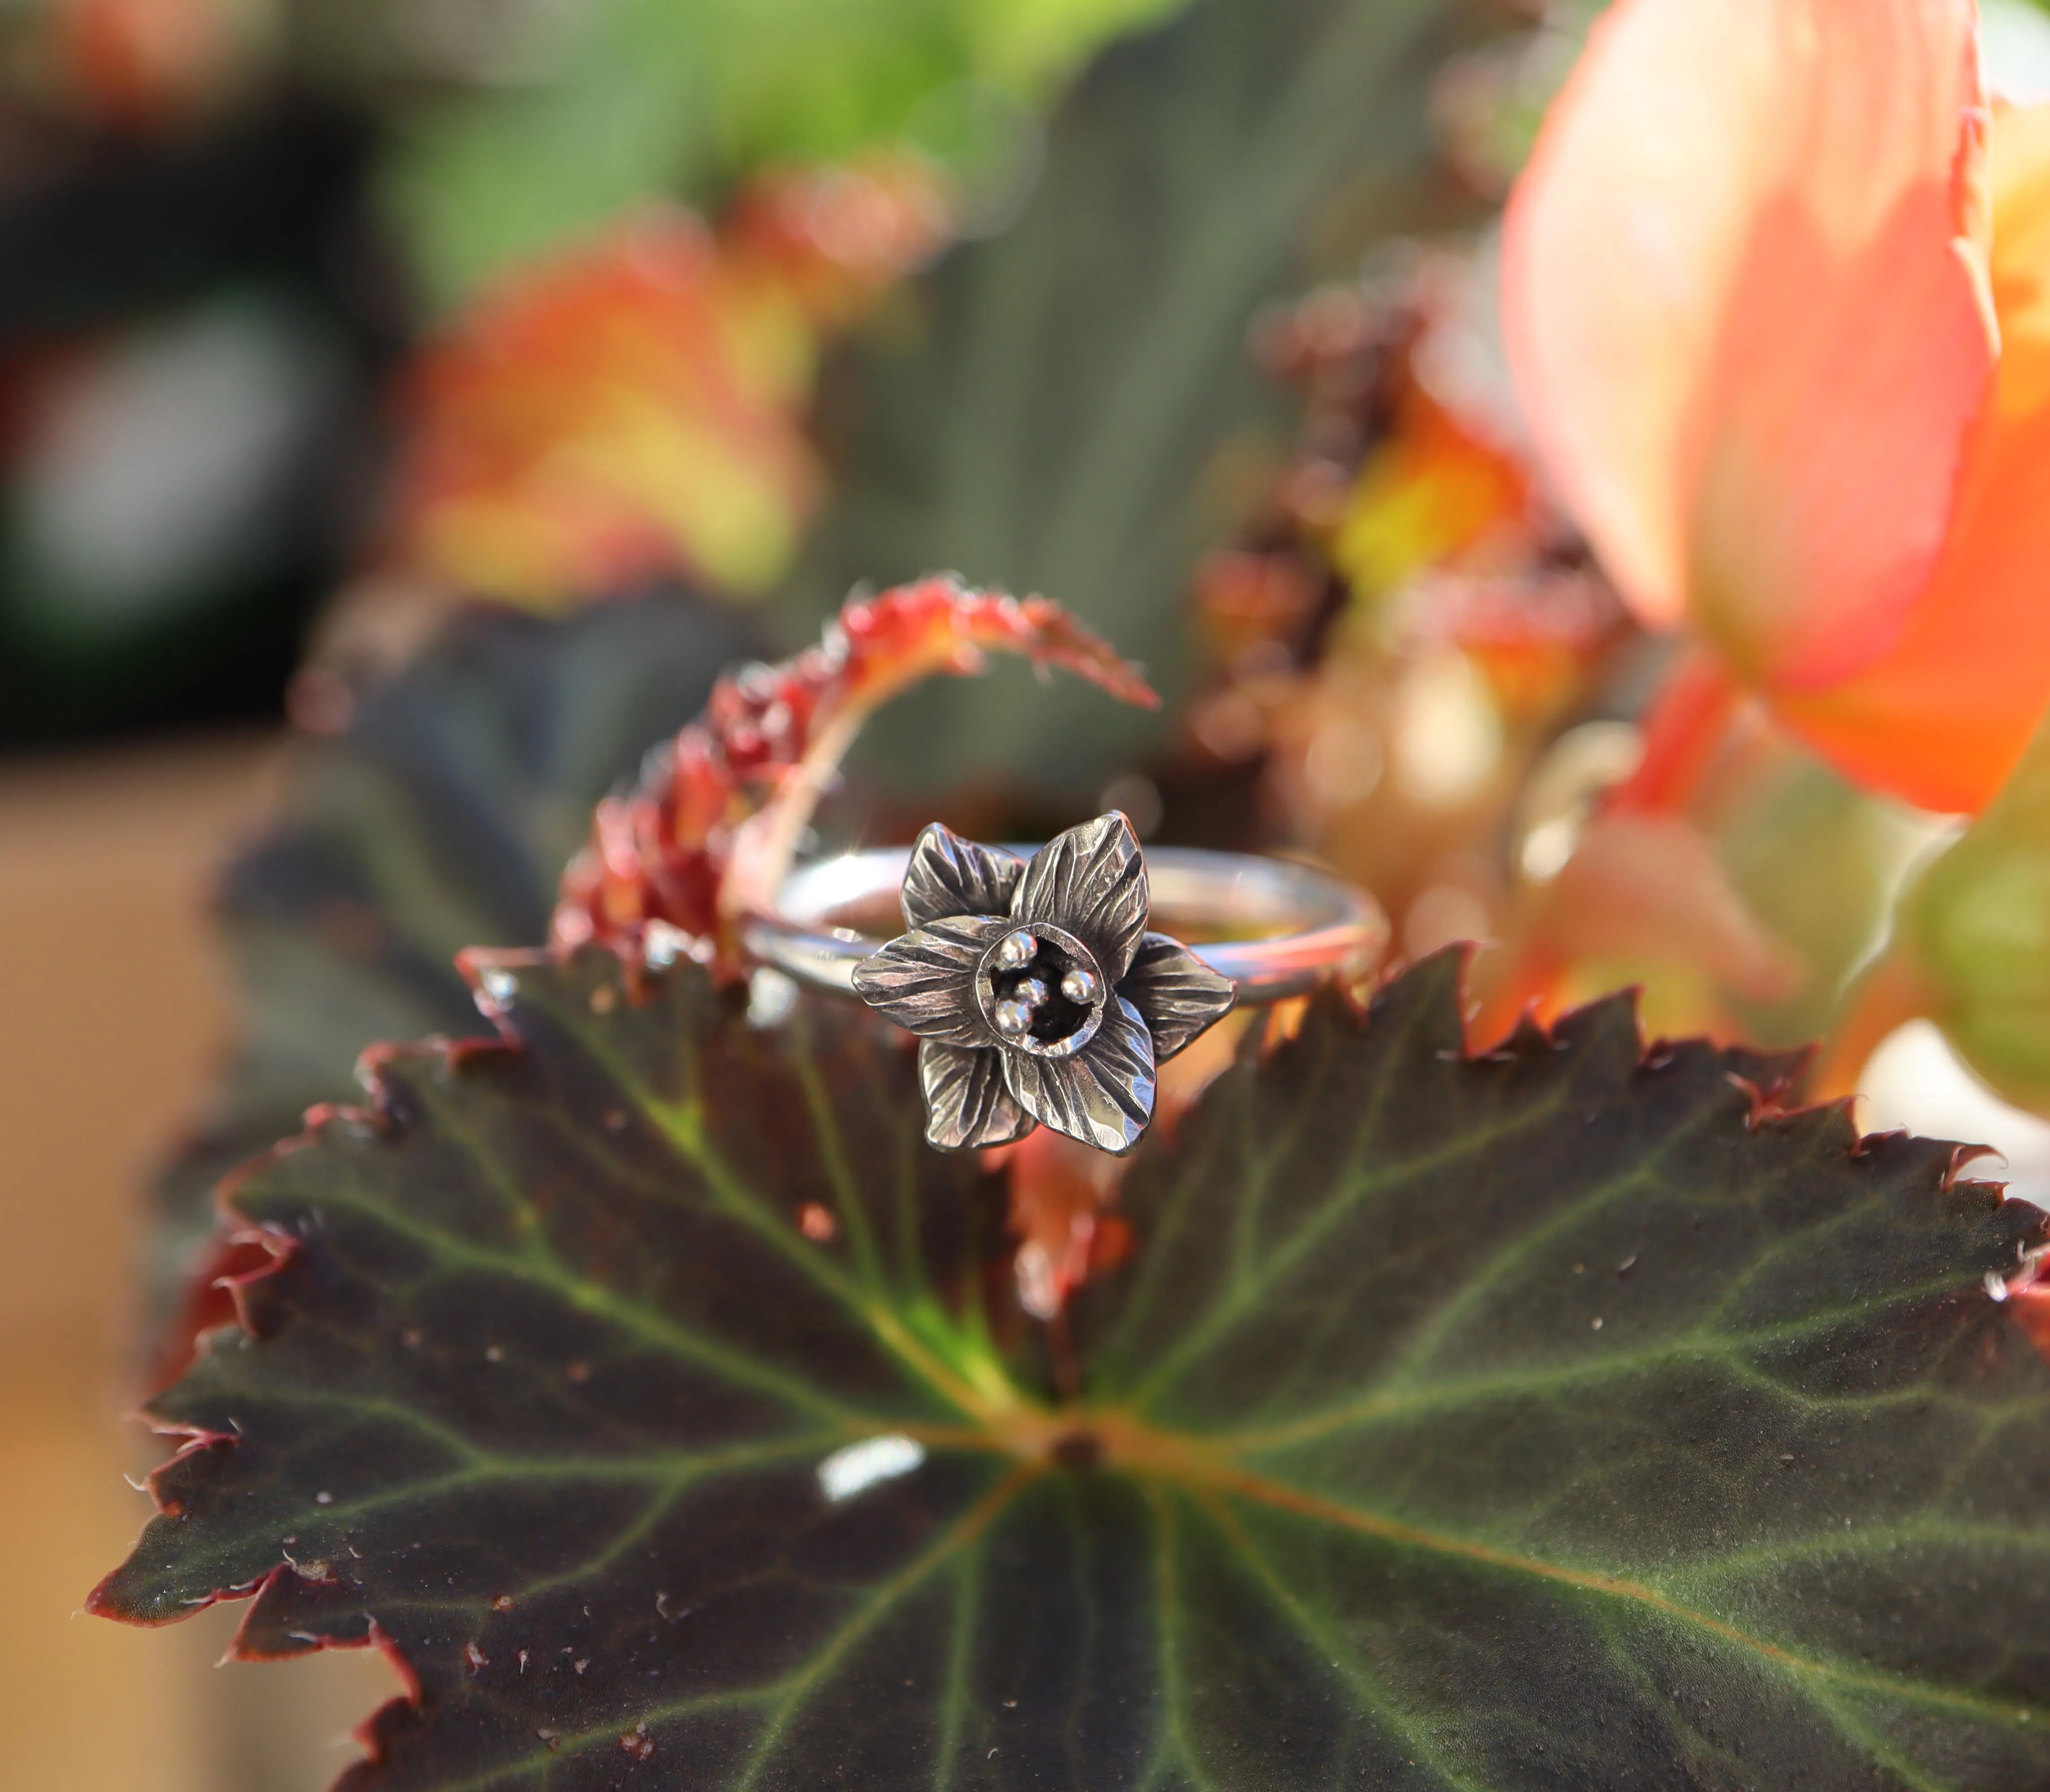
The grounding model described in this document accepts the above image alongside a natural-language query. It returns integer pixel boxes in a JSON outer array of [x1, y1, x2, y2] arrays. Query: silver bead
[[994, 998, 1035, 1037], [1014, 977, 1050, 1008], [1060, 967, 1098, 1005], [995, 929, 1038, 971]]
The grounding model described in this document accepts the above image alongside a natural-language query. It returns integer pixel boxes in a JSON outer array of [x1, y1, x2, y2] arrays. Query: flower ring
[[851, 814, 1232, 1153], [745, 813, 1384, 1155]]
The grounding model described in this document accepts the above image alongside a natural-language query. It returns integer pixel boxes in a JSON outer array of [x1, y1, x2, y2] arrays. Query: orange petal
[[1773, 102, 2050, 814], [1503, 0, 1995, 688]]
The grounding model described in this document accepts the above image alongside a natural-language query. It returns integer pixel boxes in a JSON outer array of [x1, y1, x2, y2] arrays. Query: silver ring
[[742, 813, 1381, 1155]]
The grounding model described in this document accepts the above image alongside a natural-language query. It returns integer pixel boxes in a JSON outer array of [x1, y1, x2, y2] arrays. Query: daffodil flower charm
[[851, 813, 1236, 1153]]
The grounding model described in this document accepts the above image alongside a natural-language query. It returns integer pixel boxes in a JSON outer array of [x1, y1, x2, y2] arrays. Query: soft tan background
[[0, 732, 400, 1792]]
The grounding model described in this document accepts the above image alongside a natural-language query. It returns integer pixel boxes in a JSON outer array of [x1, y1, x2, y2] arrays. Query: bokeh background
[[12, 1, 2050, 1786]]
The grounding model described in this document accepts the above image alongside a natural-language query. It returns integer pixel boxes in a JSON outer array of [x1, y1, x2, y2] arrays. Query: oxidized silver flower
[[851, 813, 1236, 1153]]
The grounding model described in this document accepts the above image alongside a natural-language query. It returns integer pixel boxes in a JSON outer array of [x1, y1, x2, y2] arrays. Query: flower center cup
[[976, 925, 1107, 1059]]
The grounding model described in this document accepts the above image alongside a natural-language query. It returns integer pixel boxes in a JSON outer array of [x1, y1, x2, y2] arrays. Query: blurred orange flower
[[390, 156, 947, 609], [1504, 0, 2050, 814]]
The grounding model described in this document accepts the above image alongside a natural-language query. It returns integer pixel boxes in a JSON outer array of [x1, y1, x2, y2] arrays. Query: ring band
[[743, 814, 1382, 1157], [745, 847, 1380, 1003]]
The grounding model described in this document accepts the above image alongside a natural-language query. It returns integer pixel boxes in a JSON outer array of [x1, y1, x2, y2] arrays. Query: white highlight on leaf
[[816, 1434, 925, 1503]]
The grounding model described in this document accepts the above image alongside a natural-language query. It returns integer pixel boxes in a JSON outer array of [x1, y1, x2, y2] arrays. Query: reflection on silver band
[[745, 844, 1382, 1005]]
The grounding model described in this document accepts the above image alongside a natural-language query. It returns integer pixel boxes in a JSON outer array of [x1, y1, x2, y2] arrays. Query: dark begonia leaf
[[785, 0, 1505, 792], [149, 593, 758, 1322], [99, 951, 2050, 1788]]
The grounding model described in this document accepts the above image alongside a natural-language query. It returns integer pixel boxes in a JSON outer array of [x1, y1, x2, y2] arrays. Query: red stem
[[1607, 648, 1742, 816]]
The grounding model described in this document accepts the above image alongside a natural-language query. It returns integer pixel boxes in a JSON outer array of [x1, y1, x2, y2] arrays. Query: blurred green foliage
[[1718, 757, 1934, 1048], [381, 0, 1187, 309], [789, 0, 1503, 795], [1904, 718, 2050, 1115]]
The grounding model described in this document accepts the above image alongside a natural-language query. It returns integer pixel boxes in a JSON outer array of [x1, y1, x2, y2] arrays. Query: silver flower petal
[[1011, 810, 1148, 982], [1120, 932, 1237, 1060], [849, 914, 1009, 1047], [918, 1041, 1035, 1150], [901, 823, 1025, 929], [1000, 994, 1155, 1154]]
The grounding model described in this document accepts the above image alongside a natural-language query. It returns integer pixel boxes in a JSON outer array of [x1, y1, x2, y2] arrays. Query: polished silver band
[[745, 844, 1381, 1004]]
